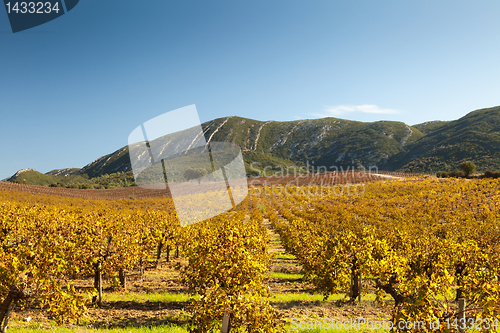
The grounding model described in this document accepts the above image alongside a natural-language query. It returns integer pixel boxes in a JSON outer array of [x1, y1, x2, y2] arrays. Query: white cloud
[[313, 104, 401, 118]]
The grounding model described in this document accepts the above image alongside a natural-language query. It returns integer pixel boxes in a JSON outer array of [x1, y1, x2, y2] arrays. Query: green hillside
[[5, 169, 60, 186], [412, 120, 451, 134], [388, 106, 500, 173], [5, 168, 135, 189], [5, 169, 88, 186]]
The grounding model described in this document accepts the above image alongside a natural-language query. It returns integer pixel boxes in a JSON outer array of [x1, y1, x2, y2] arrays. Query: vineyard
[[0, 175, 499, 332], [0, 170, 401, 200]]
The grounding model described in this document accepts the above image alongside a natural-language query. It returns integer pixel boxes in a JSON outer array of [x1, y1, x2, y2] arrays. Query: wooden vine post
[[358, 273, 362, 304], [119, 268, 127, 289], [458, 298, 466, 333], [221, 294, 232, 333], [221, 312, 232, 333]]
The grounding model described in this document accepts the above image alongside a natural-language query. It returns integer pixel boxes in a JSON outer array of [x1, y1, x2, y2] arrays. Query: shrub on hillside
[[482, 170, 500, 178], [437, 170, 465, 178], [437, 168, 500, 179], [460, 161, 476, 177], [49, 182, 66, 187]]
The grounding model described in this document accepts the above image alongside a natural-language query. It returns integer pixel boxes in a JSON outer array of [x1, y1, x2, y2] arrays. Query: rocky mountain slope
[[5, 105, 500, 186]]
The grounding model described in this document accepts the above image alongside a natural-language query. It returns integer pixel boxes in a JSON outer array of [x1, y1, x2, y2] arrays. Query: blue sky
[[1, 0, 500, 179]]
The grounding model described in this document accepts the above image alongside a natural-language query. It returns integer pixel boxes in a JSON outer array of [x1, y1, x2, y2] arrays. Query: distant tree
[[184, 168, 209, 184], [484, 170, 494, 178], [460, 161, 476, 177], [449, 170, 465, 178], [482, 170, 500, 179]]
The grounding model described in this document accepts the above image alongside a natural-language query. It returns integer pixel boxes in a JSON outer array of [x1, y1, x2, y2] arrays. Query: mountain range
[[5, 105, 500, 187]]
